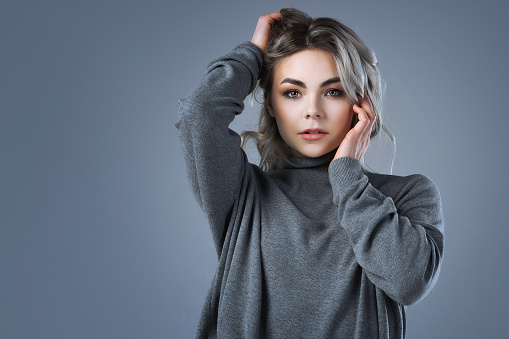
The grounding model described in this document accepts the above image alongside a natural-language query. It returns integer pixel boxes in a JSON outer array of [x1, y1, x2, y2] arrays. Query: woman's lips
[[299, 128, 328, 140]]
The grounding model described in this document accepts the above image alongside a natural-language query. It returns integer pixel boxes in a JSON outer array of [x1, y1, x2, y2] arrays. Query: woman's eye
[[284, 90, 300, 99], [326, 89, 343, 97]]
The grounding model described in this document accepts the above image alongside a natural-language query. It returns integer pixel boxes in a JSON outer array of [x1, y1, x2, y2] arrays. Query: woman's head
[[243, 8, 384, 171]]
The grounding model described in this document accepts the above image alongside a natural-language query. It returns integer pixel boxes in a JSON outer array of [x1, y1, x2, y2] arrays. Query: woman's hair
[[241, 8, 391, 172]]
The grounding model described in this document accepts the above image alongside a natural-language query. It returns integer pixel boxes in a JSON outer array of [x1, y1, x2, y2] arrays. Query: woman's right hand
[[251, 11, 281, 51]]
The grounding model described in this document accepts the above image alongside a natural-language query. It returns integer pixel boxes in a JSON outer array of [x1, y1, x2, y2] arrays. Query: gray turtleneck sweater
[[176, 42, 444, 338]]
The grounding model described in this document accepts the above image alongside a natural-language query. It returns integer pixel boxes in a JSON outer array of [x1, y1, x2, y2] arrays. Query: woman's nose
[[304, 96, 323, 119]]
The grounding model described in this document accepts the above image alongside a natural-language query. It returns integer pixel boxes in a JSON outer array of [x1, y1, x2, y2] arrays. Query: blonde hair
[[242, 8, 391, 171]]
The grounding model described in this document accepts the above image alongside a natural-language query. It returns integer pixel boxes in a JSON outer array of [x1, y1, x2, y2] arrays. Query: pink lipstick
[[299, 128, 328, 140]]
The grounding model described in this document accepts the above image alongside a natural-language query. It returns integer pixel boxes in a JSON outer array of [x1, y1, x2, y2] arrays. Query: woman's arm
[[329, 158, 444, 306], [176, 42, 262, 249], [176, 12, 280, 253]]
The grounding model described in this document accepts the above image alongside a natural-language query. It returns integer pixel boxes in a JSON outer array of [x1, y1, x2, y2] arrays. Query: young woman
[[176, 8, 444, 338]]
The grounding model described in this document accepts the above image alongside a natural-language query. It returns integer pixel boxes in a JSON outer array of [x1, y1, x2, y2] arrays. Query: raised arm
[[176, 42, 261, 246], [329, 158, 444, 305], [176, 12, 281, 252]]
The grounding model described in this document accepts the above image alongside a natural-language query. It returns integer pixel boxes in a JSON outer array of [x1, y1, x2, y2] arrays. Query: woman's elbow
[[391, 259, 442, 306]]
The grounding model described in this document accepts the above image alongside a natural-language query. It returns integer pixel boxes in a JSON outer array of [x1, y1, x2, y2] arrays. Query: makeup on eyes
[[281, 87, 344, 99], [279, 76, 344, 98]]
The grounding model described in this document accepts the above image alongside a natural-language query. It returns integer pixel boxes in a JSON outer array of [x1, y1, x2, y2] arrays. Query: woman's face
[[270, 49, 354, 158]]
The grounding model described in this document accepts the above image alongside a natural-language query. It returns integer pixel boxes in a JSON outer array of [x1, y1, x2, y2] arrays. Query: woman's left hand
[[330, 94, 376, 166]]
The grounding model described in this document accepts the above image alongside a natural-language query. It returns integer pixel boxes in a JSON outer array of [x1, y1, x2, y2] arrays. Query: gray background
[[2, 0, 508, 338]]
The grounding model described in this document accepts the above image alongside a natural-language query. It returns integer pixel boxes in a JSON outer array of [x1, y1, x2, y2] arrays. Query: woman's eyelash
[[283, 90, 300, 98], [283, 89, 344, 98], [326, 89, 343, 96]]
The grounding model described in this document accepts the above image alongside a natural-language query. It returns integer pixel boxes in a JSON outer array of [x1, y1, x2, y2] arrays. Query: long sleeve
[[175, 42, 263, 252], [329, 157, 444, 306]]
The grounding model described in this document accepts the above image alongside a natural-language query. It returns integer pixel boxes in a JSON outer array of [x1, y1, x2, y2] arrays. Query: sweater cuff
[[237, 41, 263, 84], [328, 157, 365, 189], [206, 41, 263, 92]]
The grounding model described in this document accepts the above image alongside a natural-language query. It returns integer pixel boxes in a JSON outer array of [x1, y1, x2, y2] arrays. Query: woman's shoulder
[[365, 170, 440, 201], [366, 170, 434, 185]]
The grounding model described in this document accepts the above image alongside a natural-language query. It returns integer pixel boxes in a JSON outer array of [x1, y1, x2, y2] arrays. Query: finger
[[353, 104, 371, 133], [257, 11, 282, 29], [358, 93, 374, 116], [353, 105, 374, 143], [266, 11, 282, 22], [357, 93, 376, 122], [355, 96, 376, 135], [251, 11, 281, 51]]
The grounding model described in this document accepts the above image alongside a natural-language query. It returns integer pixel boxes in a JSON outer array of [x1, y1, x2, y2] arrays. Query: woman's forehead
[[273, 49, 339, 85]]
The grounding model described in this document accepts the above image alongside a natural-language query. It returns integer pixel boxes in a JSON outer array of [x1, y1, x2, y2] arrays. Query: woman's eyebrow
[[280, 78, 306, 88], [279, 77, 341, 88], [320, 77, 341, 87]]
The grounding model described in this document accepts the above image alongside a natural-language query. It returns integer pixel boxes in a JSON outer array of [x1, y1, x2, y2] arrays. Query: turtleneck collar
[[279, 150, 336, 170]]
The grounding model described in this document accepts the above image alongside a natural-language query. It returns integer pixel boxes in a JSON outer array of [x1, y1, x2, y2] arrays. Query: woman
[[176, 8, 444, 338]]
